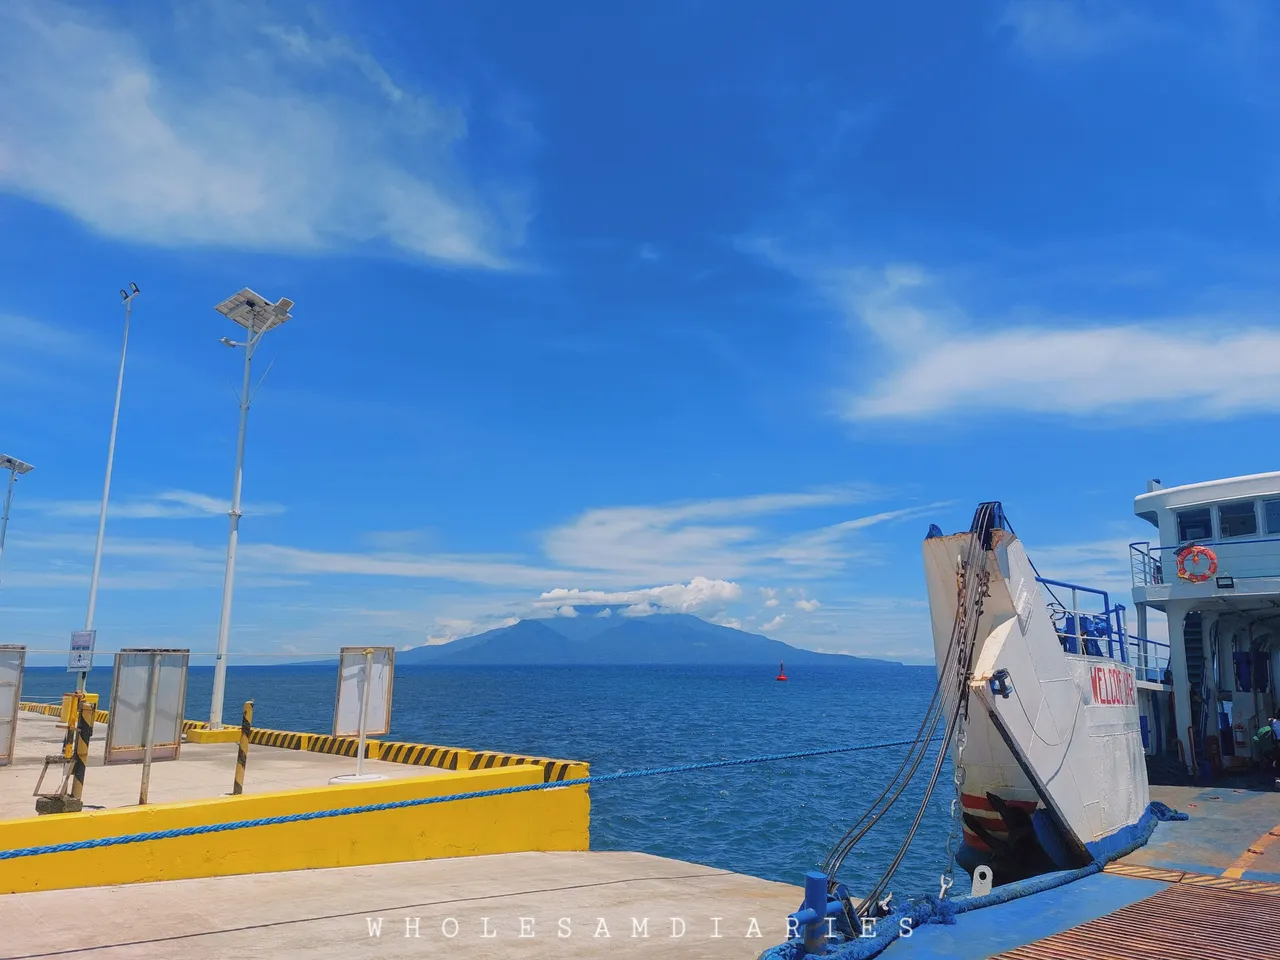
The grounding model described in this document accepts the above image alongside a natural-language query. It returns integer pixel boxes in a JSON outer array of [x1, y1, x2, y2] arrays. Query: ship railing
[[1035, 577, 1129, 664], [1034, 576, 1171, 684], [1126, 634, 1171, 685], [1130, 536, 1280, 588], [1129, 541, 1163, 587]]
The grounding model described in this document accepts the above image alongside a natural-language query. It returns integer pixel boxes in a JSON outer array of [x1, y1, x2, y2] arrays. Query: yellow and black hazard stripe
[[233, 701, 253, 795], [182, 719, 209, 733], [378, 742, 462, 769], [306, 734, 372, 758], [70, 698, 94, 801], [249, 729, 310, 750], [469, 751, 536, 771], [20, 702, 62, 717], [468, 752, 580, 782], [540, 761, 577, 783]]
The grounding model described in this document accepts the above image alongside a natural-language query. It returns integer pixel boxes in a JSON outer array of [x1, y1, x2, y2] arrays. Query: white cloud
[[765, 597, 780, 608], [29, 490, 285, 520], [0, 314, 88, 359], [542, 487, 891, 580], [7, 485, 939, 615], [555, 605, 579, 618], [999, 1, 1165, 61], [537, 577, 743, 614], [761, 614, 787, 632], [795, 598, 821, 612], [243, 542, 569, 587], [594, 607, 613, 618], [423, 614, 518, 646], [0, 3, 528, 268], [713, 616, 742, 630], [758, 251, 1280, 421]]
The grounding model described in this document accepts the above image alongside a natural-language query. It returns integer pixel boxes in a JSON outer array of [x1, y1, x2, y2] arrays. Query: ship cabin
[[1127, 472, 1280, 776]]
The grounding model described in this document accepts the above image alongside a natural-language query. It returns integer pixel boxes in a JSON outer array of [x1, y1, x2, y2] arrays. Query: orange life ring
[[1176, 544, 1218, 583]]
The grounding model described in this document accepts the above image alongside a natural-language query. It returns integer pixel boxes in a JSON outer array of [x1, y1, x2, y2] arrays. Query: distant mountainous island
[[397, 613, 901, 667]]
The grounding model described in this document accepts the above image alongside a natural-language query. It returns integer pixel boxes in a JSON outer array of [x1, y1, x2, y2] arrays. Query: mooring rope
[[0, 734, 941, 861]]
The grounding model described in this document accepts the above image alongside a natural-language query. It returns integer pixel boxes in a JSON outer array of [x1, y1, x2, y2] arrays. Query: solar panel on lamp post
[[208, 288, 294, 729], [0, 455, 34, 589], [78, 283, 141, 694]]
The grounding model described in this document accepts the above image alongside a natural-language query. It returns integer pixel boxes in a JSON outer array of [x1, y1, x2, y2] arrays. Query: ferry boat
[[1128, 473, 1280, 781], [762, 472, 1280, 959]]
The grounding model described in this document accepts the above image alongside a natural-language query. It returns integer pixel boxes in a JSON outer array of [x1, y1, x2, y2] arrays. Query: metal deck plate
[[994, 884, 1280, 959]]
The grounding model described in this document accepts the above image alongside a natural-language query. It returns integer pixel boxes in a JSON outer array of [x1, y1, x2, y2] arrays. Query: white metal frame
[[104, 648, 189, 765], [0, 645, 24, 767]]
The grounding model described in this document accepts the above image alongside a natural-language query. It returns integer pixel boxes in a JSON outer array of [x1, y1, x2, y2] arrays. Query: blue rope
[[1, 735, 935, 861]]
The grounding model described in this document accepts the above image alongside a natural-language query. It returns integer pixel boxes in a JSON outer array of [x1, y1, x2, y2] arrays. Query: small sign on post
[[329, 645, 393, 784], [66, 630, 95, 673]]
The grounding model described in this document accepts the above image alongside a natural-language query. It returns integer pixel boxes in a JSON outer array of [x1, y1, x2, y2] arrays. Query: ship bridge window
[[1176, 507, 1213, 542], [1218, 501, 1258, 539], [1266, 499, 1280, 535]]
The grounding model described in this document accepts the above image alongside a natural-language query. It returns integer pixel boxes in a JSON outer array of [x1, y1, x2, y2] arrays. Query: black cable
[[826, 503, 994, 915]]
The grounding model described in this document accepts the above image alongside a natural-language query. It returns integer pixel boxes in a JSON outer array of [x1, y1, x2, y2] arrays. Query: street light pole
[[0, 456, 34, 587], [208, 289, 294, 728], [80, 284, 140, 694]]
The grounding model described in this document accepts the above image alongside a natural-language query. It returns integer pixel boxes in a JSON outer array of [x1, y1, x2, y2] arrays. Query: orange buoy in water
[[776, 661, 788, 681]]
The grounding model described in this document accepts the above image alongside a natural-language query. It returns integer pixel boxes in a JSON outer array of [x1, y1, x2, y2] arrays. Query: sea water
[[21, 662, 953, 896]]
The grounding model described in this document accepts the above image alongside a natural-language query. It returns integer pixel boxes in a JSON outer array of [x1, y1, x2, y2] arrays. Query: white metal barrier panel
[[0, 645, 25, 766]]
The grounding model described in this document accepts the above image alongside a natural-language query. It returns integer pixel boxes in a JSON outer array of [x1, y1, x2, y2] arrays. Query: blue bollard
[[802, 870, 829, 956]]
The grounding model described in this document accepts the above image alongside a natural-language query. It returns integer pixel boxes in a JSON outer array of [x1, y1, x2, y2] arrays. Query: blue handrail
[[1035, 576, 1130, 664], [1036, 577, 1110, 608]]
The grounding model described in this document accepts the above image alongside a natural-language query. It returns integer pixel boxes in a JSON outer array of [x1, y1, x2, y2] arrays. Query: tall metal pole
[[138, 651, 160, 805], [82, 288, 138, 694], [209, 333, 256, 729], [355, 648, 373, 779], [0, 467, 19, 584]]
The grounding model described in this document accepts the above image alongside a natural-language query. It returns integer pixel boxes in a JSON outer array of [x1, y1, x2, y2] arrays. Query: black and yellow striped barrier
[[20, 701, 587, 782], [468, 751, 584, 783], [20, 702, 62, 718], [232, 701, 253, 796], [21, 700, 109, 726], [70, 697, 94, 801], [248, 728, 311, 750], [306, 734, 372, 758], [377, 742, 466, 770]]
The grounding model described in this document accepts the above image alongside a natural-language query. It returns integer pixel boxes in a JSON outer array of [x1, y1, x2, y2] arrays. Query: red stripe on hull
[[961, 792, 1038, 813]]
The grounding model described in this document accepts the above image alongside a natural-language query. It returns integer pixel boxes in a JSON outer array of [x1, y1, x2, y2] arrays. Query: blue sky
[[1, 0, 1277, 664]]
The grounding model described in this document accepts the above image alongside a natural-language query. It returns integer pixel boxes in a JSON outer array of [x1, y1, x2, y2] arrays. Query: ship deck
[[892, 783, 1280, 960]]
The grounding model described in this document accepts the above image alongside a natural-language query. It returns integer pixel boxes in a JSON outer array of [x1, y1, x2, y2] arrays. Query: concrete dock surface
[[0, 851, 802, 960], [0, 713, 447, 820]]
